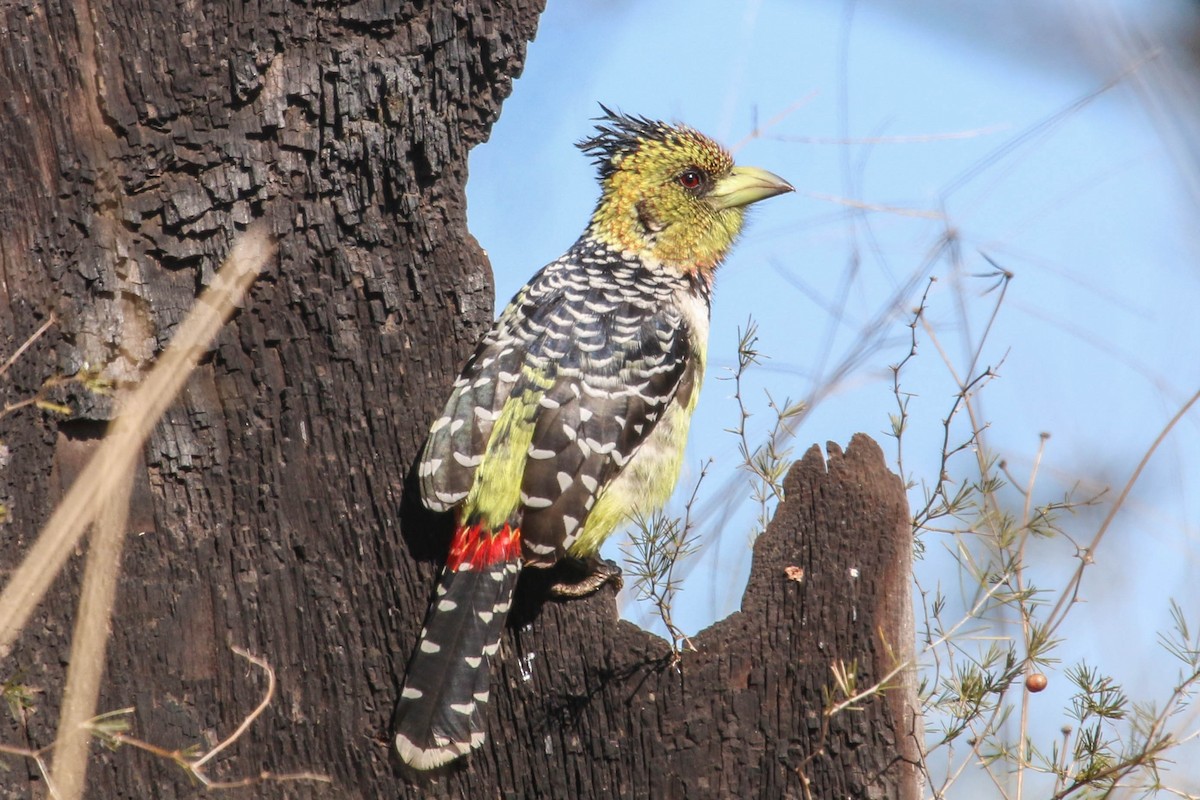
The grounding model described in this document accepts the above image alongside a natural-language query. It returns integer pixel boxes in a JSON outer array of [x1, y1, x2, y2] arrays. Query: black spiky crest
[[577, 105, 690, 179]]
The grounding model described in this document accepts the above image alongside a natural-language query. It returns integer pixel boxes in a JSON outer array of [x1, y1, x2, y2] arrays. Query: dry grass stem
[[805, 192, 946, 219], [192, 647, 275, 770], [1042, 385, 1200, 640], [100, 647, 332, 788], [0, 312, 57, 380], [0, 226, 274, 658], [777, 124, 1009, 145], [50, 468, 134, 800], [729, 92, 820, 153]]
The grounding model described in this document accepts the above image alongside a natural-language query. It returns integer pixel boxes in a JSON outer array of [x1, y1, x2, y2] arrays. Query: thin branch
[[728, 92, 819, 153], [50, 467, 134, 800], [805, 192, 946, 219], [1043, 385, 1200, 640], [92, 647, 333, 789], [0, 312, 56, 379], [774, 124, 1008, 145], [192, 647, 276, 769]]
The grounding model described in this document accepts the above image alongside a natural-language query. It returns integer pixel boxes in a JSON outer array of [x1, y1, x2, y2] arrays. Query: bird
[[394, 106, 792, 770]]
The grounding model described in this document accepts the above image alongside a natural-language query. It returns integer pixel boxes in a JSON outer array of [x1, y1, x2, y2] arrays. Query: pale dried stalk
[[50, 467, 134, 799], [0, 226, 274, 658]]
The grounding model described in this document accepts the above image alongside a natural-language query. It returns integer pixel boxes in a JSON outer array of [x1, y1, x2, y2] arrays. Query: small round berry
[[1026, 673, 1048, 693]]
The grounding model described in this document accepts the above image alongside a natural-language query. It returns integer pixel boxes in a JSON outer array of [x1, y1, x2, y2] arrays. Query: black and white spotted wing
[[418, 305, 527, 514], [419, 241, 702, 554], [515, 286, 696, 563]]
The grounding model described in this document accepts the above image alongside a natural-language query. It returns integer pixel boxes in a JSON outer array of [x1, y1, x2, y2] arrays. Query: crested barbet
[[394, 107, 792, 770]]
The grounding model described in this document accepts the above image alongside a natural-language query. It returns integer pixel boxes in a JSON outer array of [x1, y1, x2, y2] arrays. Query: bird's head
[[578, 107, 792, 280]]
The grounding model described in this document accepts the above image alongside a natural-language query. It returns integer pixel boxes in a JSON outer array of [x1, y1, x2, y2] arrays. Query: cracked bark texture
[[0, 1, 920, 797], [0, 1, 542, 797], [468, 435, 921, 800]]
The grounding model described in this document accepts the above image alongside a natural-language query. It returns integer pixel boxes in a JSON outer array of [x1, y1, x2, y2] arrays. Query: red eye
[[678, 168, 703, 189]]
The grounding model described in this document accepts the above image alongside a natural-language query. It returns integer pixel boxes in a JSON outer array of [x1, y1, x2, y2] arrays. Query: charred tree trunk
[[0, 1, 543, 797], [0, 1, 921, 798], [478, 434, 922, 800]]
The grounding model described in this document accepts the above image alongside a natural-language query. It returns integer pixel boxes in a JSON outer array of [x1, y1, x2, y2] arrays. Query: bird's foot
[[548, 557, 623, 599]]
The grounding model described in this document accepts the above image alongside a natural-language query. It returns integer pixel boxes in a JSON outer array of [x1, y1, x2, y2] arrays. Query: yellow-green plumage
[[571, 343, 705, 556], [587, 117, 744, 273], [464, 365, 553, 528], [398, 107, 791, 771]]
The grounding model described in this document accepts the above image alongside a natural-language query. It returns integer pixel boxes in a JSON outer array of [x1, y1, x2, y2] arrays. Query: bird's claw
[[548, 557, 623, 599]]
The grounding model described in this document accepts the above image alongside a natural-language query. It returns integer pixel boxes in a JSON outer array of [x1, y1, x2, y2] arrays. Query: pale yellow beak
[[708, 166, 794, 210]]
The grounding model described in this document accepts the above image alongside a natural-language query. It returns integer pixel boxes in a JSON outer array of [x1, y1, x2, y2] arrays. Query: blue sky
[[467, 1, 1200, 792]]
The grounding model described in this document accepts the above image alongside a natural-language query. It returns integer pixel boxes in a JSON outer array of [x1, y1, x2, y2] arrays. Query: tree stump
[[421, 434, 921, 799]]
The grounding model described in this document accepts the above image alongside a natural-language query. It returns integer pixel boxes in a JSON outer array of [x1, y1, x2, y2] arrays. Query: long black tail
[[395, 523, 521, 770]]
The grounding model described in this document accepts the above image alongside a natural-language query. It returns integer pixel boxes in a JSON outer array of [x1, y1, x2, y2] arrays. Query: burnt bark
[[0, 1, 920, 798], [464, 434, 922, 800], [0, 1, 542, 797]]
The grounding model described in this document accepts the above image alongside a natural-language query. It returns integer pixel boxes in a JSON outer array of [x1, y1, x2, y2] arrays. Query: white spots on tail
[[521, 492, 553, 509], [435, 490, 468, 506], [395, 732, 465, 771], [526, 540, 557, 555]]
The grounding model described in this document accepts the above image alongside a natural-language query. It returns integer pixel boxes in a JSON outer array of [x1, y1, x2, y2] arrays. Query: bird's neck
[[584, 212, 731, 286]]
